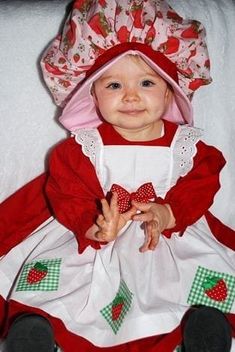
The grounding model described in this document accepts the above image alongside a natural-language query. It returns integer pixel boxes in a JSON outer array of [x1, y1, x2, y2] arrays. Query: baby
[[0, 1, 234, 351]]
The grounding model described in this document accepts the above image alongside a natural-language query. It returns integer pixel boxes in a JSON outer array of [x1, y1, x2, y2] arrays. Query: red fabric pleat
[[205, 211, 235, 250], [0, 173, 51, 256]]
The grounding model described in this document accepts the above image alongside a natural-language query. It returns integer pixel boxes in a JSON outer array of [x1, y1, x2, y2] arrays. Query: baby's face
[[92, 55, 171, 140]]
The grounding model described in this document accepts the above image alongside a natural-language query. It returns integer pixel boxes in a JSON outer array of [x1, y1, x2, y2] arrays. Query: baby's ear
[[90, 84, 98, 106], [165, 86, 173, 108]]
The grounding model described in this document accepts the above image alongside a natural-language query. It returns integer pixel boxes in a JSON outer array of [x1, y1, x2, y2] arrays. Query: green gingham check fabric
[[187, 266, 235, 313], [16, 258, 62, 292], [100, 279, 133, 334]]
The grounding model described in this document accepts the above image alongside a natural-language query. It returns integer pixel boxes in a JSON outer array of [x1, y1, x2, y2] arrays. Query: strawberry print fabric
[[16, 258, 62, 292], [41, 0, 211, 107], [187, 266, 235, 313]]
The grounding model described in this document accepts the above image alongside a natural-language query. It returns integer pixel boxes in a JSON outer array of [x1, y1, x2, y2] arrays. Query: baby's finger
[[122, 205, 137, 221], [147, 221, 160, 250], [96, 214, 105, 227], [133, 211, 154, 222], [110, 192, 119, 214], [100, 198, 112, 221], [139, 224, 152, 253], [131, 201, 152, 212], [94, 231, 108, 242]]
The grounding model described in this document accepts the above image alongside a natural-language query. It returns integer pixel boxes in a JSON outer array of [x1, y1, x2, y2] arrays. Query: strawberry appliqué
[[203, 277, 228, 302], [27, 262, 48, 285], [100, 280, 133, 334], [112, 295, 125, 321]]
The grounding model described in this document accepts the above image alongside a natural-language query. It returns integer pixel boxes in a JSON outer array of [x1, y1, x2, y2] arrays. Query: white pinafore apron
[[0, 125, 234, 347]]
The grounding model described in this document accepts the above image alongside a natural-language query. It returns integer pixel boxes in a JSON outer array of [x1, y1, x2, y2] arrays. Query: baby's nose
[[122, 87, 140, 102]]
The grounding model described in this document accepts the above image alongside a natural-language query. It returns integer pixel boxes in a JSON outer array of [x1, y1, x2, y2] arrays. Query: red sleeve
[[162, 141, 226, 237], [46, 136, 105, 253], [0, 173, 51, 256]]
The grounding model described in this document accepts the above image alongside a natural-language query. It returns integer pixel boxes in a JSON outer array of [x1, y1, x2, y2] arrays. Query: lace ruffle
[[172, 125, 203, 180], [73, 128, 101, 165], [73, 125, 203, 186]]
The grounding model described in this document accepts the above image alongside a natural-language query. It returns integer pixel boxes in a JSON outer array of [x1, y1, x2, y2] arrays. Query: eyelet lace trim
[[72, 125, 202, 182], [173, 125, 203, 178], [72, 128, 101, 165]]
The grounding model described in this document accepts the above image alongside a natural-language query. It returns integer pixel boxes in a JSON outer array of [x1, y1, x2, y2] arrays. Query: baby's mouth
[[119, 109, 145, 115]]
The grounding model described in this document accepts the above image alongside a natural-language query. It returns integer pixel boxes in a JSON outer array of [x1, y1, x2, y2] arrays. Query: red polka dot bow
[[110, 183, 157, 214]]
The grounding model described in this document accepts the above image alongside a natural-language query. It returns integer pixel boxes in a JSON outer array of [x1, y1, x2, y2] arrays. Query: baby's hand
[[132, 201, 175, 252], [94, 193, 137, 243]]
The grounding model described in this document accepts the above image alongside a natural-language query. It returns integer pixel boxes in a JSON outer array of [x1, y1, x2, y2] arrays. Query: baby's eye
[[106, 82, 121, 89], [141, 80, 155, 87]]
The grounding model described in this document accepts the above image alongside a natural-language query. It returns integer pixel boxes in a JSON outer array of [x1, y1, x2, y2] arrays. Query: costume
[[0, 1, 235, 351], [0, 120, 235, 352]]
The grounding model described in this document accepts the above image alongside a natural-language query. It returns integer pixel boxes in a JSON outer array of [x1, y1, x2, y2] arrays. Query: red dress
[[0, 120, 234, 351]]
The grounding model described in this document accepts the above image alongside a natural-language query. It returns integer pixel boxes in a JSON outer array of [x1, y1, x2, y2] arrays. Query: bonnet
[[41, 0, 211, 131]]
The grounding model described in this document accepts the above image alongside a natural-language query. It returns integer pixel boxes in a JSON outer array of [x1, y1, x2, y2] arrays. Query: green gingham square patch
[[187, 266, 235, 313], [100, 280, 133, 334], [16, 258, 62, 292]]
